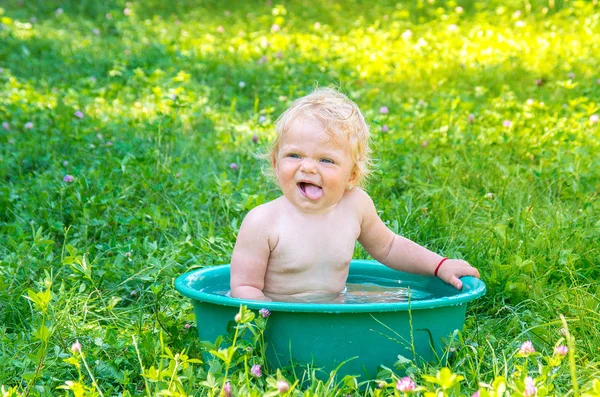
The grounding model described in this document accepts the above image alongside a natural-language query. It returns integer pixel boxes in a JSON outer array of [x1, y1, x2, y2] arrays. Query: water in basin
[[199, 274, 438, 304]]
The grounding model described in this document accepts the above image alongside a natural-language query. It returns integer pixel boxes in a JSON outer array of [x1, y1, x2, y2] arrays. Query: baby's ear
[[271, 154, 278, 172], [348, 166, 359, 186]]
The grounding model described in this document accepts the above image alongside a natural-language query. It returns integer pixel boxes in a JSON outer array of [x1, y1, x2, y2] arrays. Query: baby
[[230, 88, 480, 302]]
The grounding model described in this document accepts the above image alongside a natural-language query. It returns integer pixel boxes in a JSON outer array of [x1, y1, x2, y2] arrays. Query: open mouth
[[298, 182, 323, 200]]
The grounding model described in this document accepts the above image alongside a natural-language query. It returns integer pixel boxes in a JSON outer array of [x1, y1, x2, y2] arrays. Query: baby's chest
[[270, 218, 360, 269]]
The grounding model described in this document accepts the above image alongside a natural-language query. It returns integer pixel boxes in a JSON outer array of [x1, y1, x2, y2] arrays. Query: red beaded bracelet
[[434, 257, 449, 277]]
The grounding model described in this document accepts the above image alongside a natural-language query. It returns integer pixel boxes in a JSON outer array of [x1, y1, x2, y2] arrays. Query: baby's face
[[273, 116, 356, 213]]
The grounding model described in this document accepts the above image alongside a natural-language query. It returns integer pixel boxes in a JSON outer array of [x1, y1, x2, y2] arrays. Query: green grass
[[1, 0, 599, 395]]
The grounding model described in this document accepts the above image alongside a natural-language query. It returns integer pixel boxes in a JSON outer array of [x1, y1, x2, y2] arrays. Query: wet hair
[[270, 87, 371, 187]]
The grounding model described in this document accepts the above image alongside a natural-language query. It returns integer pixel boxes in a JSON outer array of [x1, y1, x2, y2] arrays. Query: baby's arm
[[230, 206, 273, 301], [356, 190, 480, 290]]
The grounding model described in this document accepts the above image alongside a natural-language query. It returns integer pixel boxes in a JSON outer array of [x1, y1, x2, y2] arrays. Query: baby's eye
[[320, 158, 334, 164], [287, 153, 300, 159]]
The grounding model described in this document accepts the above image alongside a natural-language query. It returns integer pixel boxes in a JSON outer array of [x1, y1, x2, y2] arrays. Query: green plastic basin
[[175, 259, 485, 378]]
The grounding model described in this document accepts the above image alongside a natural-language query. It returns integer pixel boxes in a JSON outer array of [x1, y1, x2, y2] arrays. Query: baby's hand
[[436, 259, 480, 290]]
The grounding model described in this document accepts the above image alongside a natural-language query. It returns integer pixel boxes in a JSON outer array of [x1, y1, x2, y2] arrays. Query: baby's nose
[[300, 158, 317, 173]]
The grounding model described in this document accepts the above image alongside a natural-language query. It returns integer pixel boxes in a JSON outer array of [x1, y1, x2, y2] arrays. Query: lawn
[[1, 0, 599, 395]]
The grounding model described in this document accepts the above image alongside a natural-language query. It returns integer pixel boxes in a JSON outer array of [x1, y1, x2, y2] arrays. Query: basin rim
[[175, 260, 486, 313]]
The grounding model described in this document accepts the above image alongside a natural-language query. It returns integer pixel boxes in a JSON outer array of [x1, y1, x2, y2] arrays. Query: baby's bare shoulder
[[343, 187, 373, 207], [341, 188, 379, 222], [242, 199, 283, 251], [243, 199, 281, 225]]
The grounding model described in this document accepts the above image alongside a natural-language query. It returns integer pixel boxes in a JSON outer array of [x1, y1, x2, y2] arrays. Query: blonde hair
[[270, 87, 372, 187]]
